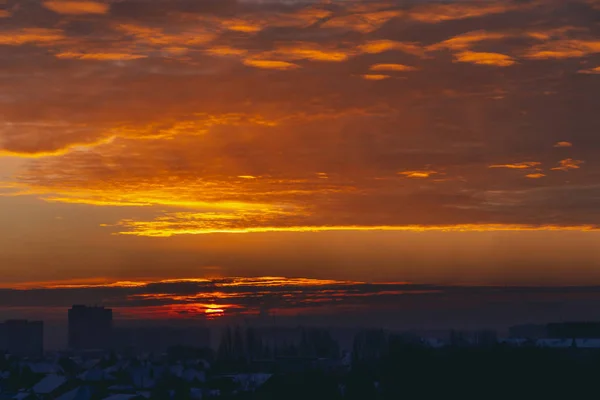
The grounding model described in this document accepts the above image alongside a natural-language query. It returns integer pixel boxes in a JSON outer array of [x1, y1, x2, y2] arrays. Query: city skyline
[[1, 0, 600, 324]]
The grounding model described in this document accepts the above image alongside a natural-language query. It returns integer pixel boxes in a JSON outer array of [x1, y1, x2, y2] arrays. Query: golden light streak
[[108, 223, 600, 237], [489, 162, 541, 169]]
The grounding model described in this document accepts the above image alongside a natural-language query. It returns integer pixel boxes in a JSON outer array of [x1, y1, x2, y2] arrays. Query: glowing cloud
[[243, 59, 299, 70], [399, 170, 437, 178], [489, 162, 541, 169], [454, 51, 515, 67], [362, 74, 390, 81], [321, 10, 402, 33], [369, 63, 418, 72], [551, 158, 584, 171], [578, 66, 600, 74], [409, 2, 522, 23], [0, 28, 65, 46], [358, 40, 424, 56], [42, 1, 109, 15], [55, 52, 147, 61], [430, 31, 508, 51], [525, 173, 546, 179], [525, 40, 600, 59], [554, 141, 573, 148]]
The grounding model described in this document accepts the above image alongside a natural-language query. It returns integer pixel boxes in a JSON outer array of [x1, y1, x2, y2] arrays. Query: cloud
[[554, 141, 573, 148], [399, 170, 438, 178], [0, 28, 65, 46], [429, 31, 509, 51], [42, 1, 109, 15], [321, 9, 402, 33], [55, 52, 147, 61], [369, 63, 418, 72], [454, 51, 515, 67], [357, 40, 424, 56], [362, 74, 390, 80], [578, 66, 600, 74], [242, 58, 299, 70], [408, 2, 525, 23], [2, 0, 600, 238], [525, 173, 546, 179], [524, 39, 600, 59], [489, 162, 542, 169], [551, 158, 584, 171]]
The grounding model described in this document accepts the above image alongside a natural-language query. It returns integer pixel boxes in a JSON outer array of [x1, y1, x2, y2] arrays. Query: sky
[[1, 0, 600, 325]]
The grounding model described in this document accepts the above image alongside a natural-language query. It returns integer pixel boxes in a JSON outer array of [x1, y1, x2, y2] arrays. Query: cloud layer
[[1, 0, 599, 237]]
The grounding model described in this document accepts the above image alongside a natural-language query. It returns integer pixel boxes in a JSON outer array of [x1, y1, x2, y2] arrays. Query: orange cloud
[[399, 170, 437, 178], [554, 141, 573, 148], [454, 51, 515, 66], [362, 74, 390, 81], [578, 66, 600, 74], [243, 59, 299, 70], [0, 28, 65, 46], [409, 2, 522, 23], [0, 10, 10, 18], [42, 1, 109, 15], [369, 63, 418, 72], [116, 24, 216, 49], [429, 30, 509, 51], [551, 158, 584, 171], [489, 162, 541, 169], [275, 44, 350, 62], [321, 10, 402, 33], [205, 46, 248, 57], [55, 52, 147, 61], [524, 40, 600, 59], [525, 173, 546, 179], [358, 40, 424, 56]]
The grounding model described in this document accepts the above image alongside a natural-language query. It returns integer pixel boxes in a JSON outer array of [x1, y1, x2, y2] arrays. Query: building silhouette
[[68, 305, 113, 350], [0, 320, 44, 357]]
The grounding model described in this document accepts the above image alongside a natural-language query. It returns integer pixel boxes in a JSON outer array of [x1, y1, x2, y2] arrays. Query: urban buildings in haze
[[68, 305, 113, 350], [0, 320, 43, 357]]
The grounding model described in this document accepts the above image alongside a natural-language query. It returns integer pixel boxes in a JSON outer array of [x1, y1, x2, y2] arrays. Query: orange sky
[[1, 0, 600, 289]]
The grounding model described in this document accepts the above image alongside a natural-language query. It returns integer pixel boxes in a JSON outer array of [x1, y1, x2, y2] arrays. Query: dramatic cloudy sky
[[1, 0, 600, 322]]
